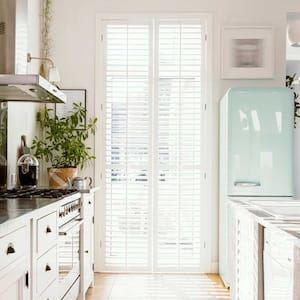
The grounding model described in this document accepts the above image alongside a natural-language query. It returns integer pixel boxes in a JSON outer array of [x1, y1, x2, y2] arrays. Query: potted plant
[[31, 103, 97, 187], [286, 73, 300, 127]]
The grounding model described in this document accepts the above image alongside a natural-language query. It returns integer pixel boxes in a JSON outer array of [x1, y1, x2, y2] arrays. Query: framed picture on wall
[[221, 26, 274, 79], [55, 89, 87, 129]]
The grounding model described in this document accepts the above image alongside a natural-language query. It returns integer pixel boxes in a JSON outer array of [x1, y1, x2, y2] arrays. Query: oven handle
[[59, 218, 84, 236]]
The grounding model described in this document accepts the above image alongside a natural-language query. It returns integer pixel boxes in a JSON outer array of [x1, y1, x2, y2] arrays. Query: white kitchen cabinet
[[229, 203, 263, 300], [80, 192, 95, 299], [31, 210, 58, 300], [0, 221, 30, 300], [263, 228, 300, 300]]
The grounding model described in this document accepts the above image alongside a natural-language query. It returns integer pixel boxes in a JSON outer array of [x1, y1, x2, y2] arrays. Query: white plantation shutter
[[104, 22, 151, 271], [154, 22, 203, 271], [101, 18, 206, 272]]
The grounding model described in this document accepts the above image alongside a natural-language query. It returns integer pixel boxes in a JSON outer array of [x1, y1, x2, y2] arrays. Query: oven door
[[58, 217, 83, 299]]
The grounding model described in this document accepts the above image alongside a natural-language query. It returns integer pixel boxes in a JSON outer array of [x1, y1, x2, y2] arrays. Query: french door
[[98, 15, 210, 273]]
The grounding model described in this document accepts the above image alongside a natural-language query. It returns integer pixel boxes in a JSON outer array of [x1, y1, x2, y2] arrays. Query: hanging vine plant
[[286, 73, 300, 128], [40, 0, 52, 78]]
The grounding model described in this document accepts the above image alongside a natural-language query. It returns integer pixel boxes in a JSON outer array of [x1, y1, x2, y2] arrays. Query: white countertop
[[229, 198, 300, 247]]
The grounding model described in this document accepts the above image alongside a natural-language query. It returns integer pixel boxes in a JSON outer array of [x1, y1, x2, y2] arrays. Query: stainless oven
[[58, 198, 83, 300]]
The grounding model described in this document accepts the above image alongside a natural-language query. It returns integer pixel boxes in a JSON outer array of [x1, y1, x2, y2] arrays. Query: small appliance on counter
[[17, 153, 39, 187]]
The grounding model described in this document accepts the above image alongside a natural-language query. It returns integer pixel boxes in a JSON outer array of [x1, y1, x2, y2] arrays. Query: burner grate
[[0, 188, 78, 199]]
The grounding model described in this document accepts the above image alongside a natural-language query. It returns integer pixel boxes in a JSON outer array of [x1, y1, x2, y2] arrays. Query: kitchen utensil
[[21, 135, 31, 155], [71, 176, 92, 190]]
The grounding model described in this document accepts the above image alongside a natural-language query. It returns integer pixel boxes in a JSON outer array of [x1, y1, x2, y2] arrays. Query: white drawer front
[[38, 280, 57, 300], [37, 212, 57, 255], [83, 194, 94, 218], [36, 246, 57, 295], [0, 226, 27, 271]]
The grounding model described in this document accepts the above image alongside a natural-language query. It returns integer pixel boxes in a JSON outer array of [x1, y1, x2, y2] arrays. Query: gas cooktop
[[0, 188, 78, 199]]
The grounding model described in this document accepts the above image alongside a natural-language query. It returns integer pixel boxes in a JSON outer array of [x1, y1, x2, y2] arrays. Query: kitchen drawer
[[36, 246, 57, 296], [82, 194, 94, 218], [264, 228, 294, 266], [38, 280, 57, 300], [37, 212, 57, 255], [0, 225, 27, 271]]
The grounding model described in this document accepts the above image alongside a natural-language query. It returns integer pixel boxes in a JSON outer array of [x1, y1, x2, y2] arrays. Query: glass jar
[[17, 154, 39, 187]]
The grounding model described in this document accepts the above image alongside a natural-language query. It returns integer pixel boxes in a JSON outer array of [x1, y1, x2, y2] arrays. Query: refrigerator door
[[226, 87, 294, 196]]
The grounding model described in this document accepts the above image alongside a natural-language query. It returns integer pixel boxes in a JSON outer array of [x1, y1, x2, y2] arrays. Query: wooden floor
[[86, 273, 230, 300]]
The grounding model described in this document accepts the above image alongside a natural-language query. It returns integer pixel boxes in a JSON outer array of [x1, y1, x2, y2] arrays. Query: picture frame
[[221, 26, 274, 79], [55, 89, 87, 129]]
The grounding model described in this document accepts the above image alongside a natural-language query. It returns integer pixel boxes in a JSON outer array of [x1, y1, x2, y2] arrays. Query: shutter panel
[[154, 21, 203, 272], [104, 22, 151, 271]]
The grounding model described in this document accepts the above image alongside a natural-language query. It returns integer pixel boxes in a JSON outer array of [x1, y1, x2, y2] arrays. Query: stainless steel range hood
[[0, 0, 66, 103]]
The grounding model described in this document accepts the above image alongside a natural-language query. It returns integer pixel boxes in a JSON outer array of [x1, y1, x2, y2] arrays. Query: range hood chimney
[[0, 0, 66, 103]]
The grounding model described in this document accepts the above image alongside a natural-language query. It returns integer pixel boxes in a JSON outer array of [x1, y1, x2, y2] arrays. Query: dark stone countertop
[[0, 186, 99, 227], [0, 197, 63, 225]]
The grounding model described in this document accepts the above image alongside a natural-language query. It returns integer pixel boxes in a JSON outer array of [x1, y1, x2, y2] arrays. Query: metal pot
[[71, 176, 93, 190]]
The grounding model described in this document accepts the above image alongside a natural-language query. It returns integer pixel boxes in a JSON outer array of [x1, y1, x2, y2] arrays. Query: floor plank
[[86, 273, 230, 300]]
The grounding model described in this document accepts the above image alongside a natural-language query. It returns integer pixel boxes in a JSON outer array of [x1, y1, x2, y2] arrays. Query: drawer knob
[[6, 243, 15, 255], [88, 201, 91, 205], [45, 264, 51, 272], [46, 226, 52, 233], [85, 250, 89, 253]]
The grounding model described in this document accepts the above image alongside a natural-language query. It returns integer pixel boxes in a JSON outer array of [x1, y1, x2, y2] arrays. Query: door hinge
[[101, 34, 104, 41], [92, 216, 95, 224], [92, 263, 95, 271], [101, 103, 103, 111], [204, 241, 206, 248], [25, 271, 29, 288], [204, 103, 207, 111], [205, 34, 207, 41], [204, 172, 207, 180], [100, 240, 102, 248]]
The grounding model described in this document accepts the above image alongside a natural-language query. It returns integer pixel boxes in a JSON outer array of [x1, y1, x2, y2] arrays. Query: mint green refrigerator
[[219, 87, 294, 287]]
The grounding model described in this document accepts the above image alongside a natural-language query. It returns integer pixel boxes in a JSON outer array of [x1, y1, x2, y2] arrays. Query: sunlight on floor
[[86, 273, 230, 300]]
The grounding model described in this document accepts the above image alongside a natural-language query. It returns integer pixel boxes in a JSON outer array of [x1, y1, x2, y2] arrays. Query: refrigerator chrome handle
[[234, 181, 261, 187]]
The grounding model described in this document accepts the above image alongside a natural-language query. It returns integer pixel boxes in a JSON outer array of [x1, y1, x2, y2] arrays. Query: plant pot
[[48, 167, 78, 187]]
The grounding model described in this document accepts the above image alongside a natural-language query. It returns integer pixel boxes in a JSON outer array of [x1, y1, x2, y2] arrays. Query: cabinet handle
[[6, 243, 15, 255], [46, 226, 52, 233], [45, 264, 51, 272], [85, 250, 89, 253], [25, 271, 29, 288], [288, 257, 292, 262], [88, 201, 91, 205], [234, 181, 261, 187]]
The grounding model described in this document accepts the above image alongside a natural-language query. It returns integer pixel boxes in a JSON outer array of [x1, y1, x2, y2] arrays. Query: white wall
[[6, 0, 41, 187], [51, 0, 300, 272]]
